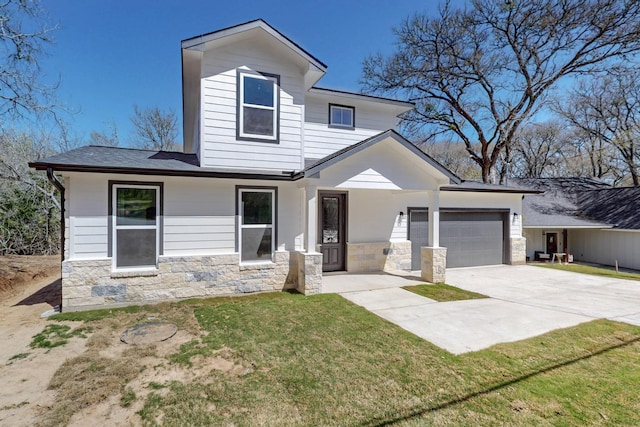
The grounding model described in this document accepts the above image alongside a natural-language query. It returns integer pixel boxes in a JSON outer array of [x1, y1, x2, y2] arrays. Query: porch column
[[422, 190, 446, 283], [428, 190, 440, 247], [305, 185, 318, 252], [296, 185, 323, 295]]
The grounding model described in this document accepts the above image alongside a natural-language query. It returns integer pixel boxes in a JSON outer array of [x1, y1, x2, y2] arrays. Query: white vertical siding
[[571, 229, 640, 270], [304, 96, 398, 160], [200, 39, 304, 171]]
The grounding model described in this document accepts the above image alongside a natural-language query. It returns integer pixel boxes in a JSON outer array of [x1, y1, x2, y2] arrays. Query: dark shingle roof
[[516, 178, 640, 230], [29, 145, 297, 180], [577, 187, 640, 230]]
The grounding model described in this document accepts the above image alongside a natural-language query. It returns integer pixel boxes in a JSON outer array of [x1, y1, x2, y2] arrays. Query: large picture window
[[237, 70, 280, 142], [111, 183, 161, 269], [238, 187, 276, 262]]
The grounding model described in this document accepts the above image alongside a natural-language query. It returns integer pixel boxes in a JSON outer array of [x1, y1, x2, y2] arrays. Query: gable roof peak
[[181, 19, 327, 71]]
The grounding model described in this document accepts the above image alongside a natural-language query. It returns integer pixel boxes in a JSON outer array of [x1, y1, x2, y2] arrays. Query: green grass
[[51, 304, 145, 322], [29, 324, 91, 349], [120, 386, 136, 408], [535, 262, 640, 281], [403, 283, 488, 301], [7, 352, 30, 362], [44, 292, 640, 426], [134, 293, 640, 426]]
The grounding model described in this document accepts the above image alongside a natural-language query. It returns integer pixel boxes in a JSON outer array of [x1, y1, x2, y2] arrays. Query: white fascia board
[[308, 87, 414, 114]]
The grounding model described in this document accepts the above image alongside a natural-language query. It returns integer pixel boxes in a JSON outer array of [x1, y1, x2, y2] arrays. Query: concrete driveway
[[332, 265, 640, 354]]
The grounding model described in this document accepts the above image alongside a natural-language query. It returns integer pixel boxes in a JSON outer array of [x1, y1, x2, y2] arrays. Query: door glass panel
[[322, 197, 339, 244]]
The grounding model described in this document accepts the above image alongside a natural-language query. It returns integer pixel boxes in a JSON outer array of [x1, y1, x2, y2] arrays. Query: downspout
[[46, 168, 65, 261]]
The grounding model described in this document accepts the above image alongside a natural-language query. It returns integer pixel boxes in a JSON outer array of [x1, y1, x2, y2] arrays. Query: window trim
[[236, 70, 280, 143], [108, 181, 163, 271], [328, 103, 355, 129], [236, 186, 278, 264]]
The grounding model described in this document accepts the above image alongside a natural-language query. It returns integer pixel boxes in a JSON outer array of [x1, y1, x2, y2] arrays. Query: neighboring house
[[518, 178, 640, 270], [30, 20, 535, 311]]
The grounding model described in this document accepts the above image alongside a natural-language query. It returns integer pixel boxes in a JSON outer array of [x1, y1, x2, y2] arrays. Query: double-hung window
[[238, 187, 276, 262], [237, 70, 280, 142], [111, 183, 161, 269], [329, 104, 355, 128]]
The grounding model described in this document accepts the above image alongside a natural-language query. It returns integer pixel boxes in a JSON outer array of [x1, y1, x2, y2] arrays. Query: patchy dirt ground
[[0, 255, 68, 425], [0, 256, 243, 426]]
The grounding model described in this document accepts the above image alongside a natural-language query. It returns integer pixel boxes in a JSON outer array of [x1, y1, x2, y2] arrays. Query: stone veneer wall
[[421, 247, 447, 283], [296, 252, 323, 295], [346, 241, 412, 273], [510, 237, 527, 265], [61, 250, 322, 311]]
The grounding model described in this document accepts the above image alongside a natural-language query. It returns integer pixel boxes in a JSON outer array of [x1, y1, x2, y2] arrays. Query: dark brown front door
[[546, 233, 558, 254], [319, 191, 347, 272]]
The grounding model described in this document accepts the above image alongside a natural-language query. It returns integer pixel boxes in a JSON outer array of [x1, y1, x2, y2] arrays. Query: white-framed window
[[329, 104, 355, 128], [237, 70, 280, 142], [238, 187, 276, 263], [111, 183, 161, 270]]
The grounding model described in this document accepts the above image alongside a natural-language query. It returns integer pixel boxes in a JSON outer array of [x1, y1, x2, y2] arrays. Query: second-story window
[[237, 70, 280, 142], [329, 104, 355, 129]]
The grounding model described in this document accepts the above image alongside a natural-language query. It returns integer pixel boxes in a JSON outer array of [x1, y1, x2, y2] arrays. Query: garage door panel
[[409, 210, 429, 270], [441, 212, 505, 268], [409, 210, 506, 269]]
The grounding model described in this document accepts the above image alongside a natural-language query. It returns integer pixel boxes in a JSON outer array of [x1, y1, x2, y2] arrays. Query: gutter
[[46, 168, 65, 261]]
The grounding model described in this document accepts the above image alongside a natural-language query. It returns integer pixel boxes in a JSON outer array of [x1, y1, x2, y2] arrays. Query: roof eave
[[441, 186, 543, 194], [29, 163, 299, 181], [308, 87, 414, 111]]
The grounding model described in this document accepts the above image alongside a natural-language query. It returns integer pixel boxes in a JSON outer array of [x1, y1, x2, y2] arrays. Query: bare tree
[[130, 105, 178, 151], [0, 128, 60, 254], [558, 68, 640, 186], [0, 0, 57, 122], [418, 139, 481, 181], [565, 128, 615, 180], [510, 122, 567, 178], [362, 0, 640, 183], [89, 120, 119, 147]]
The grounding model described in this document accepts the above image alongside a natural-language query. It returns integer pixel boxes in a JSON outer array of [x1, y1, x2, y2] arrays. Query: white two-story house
[[31, 20, 533, 311]]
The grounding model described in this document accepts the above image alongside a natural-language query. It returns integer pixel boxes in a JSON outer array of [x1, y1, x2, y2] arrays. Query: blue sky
[[41, 0, 456, 146]]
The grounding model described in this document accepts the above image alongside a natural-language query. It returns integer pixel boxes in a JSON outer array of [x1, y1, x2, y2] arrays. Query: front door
[[319, 191, 347, 272], [546, 232, 558, 254]]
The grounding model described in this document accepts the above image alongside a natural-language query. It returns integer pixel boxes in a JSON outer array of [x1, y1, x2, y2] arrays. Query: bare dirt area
[[0, 255, 237, 426], [0, 255, 70, 426]]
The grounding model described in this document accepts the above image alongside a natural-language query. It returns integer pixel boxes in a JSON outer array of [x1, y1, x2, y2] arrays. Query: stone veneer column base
[[296, 251, 323, 295], [510, 237, 527, 265], [421, 247, 447, 283]]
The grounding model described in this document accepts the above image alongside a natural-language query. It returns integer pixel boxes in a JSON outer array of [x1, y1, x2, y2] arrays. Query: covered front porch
[[298, 131, 457, 289]]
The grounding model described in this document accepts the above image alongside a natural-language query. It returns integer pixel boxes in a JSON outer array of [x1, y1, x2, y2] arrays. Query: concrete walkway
[[329, 265, 640, 354]]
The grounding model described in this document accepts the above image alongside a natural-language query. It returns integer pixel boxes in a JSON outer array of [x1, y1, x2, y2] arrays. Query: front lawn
[[49, 292, 640, 426], [535, 262, 640, 281], [403, 283, 488, 301]]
